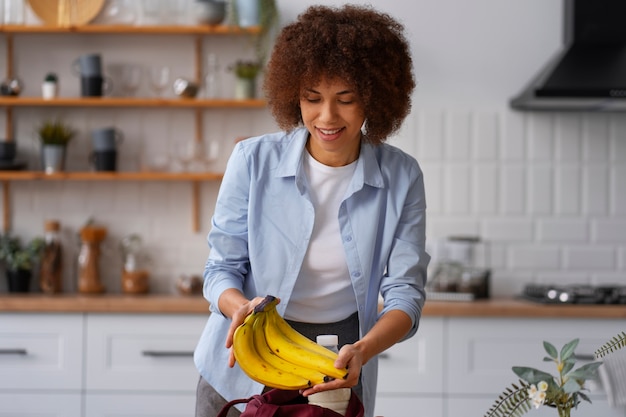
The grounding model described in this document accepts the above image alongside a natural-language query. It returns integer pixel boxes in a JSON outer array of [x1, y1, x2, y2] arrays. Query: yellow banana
[[252, 313, 329, 386], [263, 308, 349, 381], [266, 307, 338, 361], [232, 311, 312, 390]]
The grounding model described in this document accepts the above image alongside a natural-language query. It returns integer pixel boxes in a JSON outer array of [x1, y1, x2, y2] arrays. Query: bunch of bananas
[[232, 295, 349, 390]]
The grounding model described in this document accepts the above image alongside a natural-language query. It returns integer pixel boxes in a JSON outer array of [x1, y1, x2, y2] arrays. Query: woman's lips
[[316, 127, 344, 141]]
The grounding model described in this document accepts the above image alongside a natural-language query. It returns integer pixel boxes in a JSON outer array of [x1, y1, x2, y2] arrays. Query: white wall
[[1, 0, 624, 295]]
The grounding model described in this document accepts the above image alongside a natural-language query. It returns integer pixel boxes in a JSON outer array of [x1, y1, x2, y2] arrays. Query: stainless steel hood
[[511, 0, 626, 111]]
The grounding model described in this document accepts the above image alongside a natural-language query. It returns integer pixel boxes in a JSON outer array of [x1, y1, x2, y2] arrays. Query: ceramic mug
[[72, 54, 103, 77], [91, 127, 124, 151], [81, 75, 113, 97], [90, 149, 117, 171]]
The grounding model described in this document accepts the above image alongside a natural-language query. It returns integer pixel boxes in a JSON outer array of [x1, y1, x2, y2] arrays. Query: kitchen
[[1, 0, 625, 416]]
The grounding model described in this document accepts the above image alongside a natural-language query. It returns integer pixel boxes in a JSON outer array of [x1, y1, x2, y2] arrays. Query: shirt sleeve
[[378, 158, 430, 340], [203, 141, 252, 316]]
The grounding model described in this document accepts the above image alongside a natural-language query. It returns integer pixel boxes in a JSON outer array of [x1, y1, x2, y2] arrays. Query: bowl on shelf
[[194, 0, 227, 25]]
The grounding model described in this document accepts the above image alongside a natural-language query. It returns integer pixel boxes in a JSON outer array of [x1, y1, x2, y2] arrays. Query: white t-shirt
[[285, 151, 358, 323]]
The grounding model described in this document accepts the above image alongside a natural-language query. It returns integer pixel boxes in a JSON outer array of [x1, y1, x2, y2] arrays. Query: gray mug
[[91, 127, 124, 151], [73, 53, 103, 77]]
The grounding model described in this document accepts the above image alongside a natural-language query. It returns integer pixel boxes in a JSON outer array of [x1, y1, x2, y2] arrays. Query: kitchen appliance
[[511, 0, 626, 111], [426, 236, 491, 301], [522, 284, 626, 304]]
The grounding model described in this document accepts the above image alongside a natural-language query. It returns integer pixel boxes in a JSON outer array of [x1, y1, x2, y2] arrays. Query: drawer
[[85, 393, 196, 417], [0, 393, 81, 417], [0, 313, 83, 390], [446, 317, 625, 396], [85, 314, 208, 391]]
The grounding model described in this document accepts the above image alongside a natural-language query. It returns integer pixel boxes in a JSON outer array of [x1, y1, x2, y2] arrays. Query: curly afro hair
[[263, 4, 415, 145]]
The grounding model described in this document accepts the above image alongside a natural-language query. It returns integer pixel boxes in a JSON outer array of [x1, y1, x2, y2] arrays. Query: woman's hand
[[300, 343, 363, 396], [225, 295, 277, 367]]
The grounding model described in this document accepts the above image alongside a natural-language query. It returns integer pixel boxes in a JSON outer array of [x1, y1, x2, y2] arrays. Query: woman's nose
[[318, 102, 338, 122]]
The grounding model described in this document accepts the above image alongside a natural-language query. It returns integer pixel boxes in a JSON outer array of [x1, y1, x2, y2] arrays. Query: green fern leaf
[[484, 380, 532, 417], [595, 331, 626, 359]]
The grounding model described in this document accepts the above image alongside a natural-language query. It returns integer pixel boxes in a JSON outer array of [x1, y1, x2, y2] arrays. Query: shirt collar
[[275, 127, 385, 190]]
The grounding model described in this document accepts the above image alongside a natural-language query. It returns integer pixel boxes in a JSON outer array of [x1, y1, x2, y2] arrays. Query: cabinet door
[[374, 396, 443, 417], [447, 395, 626, 417], [85, 393, 196, 417], [377, 317, 444, 394], [0, 313, 83, 390], [0, 392, 81, 417], [446, 317, 625, 398], [85, 314, 208, 392]]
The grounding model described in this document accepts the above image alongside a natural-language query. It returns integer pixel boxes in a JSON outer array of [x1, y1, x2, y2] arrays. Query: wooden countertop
[[0, 294, 625, 318]]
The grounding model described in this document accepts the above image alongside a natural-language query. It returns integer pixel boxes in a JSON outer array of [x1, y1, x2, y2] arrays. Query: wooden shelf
[[1, 23, 254, 234], [0, 97, 267, 108], [0, 24, 260, 35], [0, 171, 223, 181]]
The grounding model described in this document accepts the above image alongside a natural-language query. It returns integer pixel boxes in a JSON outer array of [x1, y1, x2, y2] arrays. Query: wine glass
[[121, 64, 142, 97], [149, 65, 170, 98]]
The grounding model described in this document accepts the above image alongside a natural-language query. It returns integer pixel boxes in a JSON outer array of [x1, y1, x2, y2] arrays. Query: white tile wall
[[394, 109, 626, 296]]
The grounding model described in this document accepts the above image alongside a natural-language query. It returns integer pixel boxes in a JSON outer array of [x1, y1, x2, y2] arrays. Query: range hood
[[511, 0, 626, 111]]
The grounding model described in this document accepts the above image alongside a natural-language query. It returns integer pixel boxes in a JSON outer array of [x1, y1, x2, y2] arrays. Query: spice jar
[[40, 220, 63, 294], [77, 225, 107, 294]]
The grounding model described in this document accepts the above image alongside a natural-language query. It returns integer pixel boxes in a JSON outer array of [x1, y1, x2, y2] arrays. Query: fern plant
[[595, 331, 626, 359], [485, 380, 532, 417]]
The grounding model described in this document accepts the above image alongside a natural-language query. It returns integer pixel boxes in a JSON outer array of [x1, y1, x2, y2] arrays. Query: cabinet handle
[[0, 348, 28, 355], [142, 350, 194, 357], [574, 354, 595, 361], [378, 352, 390, 360]]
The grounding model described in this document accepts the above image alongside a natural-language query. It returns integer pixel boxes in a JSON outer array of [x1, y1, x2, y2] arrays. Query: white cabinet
[[85, 393, 197, 417], [85, 314, 207, 392], [84, 314, 208, 417], [374, 316, 626, 417], [445, 317, 626, 417], [0, 393, 82, 417], [375, 318, 445, 417], [0, 313, 83, 390], [0, 313, 83, 416], [0, 312, 208, 417]]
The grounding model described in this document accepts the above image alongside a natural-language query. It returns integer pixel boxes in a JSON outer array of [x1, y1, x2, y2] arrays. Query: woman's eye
[[304, 97, 320, 103], [339, 100, 353, 105]]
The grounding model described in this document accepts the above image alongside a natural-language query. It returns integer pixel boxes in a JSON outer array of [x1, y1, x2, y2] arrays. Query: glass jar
[[39, 220, 63, 294]]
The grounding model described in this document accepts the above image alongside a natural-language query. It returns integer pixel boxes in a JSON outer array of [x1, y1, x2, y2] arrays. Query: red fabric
[[217, 389, 365, 417]]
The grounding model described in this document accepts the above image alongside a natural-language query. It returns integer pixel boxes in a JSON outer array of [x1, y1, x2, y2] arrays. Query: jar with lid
[[39, 220, 63, 294]]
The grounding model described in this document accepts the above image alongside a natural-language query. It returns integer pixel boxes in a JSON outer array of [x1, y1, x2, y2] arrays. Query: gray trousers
[[195, 312, 361, 417]]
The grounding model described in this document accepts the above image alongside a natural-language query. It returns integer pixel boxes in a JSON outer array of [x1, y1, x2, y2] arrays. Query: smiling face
[[300, 77, 365, 167]]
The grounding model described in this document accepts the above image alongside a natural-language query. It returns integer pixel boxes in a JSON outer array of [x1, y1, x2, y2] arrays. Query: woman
[[194, 5, 429, 417]]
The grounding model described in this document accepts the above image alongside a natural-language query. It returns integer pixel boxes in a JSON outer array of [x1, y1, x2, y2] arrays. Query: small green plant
[[0, 234, 44, 271], [44, 72, 58, 83], [485, 339, 602, 417], [231, 60, 262, 79], [37, 119, 75, 146]]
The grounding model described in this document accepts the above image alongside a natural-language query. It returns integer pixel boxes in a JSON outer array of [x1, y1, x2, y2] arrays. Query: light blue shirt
[[194, 127, 429, 417]]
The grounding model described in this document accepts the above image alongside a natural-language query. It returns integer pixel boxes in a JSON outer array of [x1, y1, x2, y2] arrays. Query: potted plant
[[42, 72, 58, 100], [36, 118, 76, 174], [0, 234, 44, 293], [231, 60, 262, 99], [229, 0, 278, 99]]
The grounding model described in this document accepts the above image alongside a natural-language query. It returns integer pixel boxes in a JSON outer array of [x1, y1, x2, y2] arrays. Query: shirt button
[[352, 271, 361, 277], [344, 236, 352, 242]]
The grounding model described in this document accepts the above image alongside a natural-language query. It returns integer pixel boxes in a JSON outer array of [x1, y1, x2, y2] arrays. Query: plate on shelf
[[0, 160, 27, 170], [28, 0, 106, 26]]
